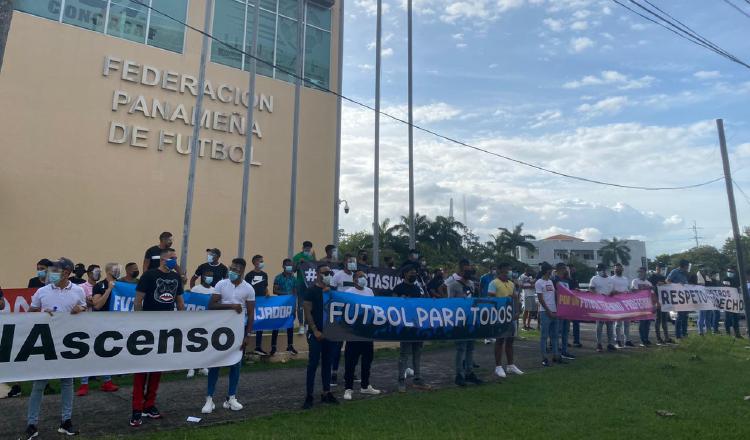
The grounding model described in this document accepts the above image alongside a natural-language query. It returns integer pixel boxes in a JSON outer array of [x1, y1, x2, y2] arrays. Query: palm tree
[[431, 215, 466, 253], [599, 237, 631, 267], [491, 223, 536, 259], [392, 213, 433, 244], [0, 0, 12, 73]]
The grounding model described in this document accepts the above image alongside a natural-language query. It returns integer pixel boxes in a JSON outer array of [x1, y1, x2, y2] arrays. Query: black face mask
[[130, 271, 139, 278], [406, 275, 417, 283], [74, 270, 86, 278], [464, 270, 476, 279]]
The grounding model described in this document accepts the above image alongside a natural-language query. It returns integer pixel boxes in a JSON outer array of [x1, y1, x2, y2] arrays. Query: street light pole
[[287, 0, 306, 258], [373, 0, 382, 267], [333, 0, 345, 248], [407, 0, 415, 250], [179, 0, 212, 272]]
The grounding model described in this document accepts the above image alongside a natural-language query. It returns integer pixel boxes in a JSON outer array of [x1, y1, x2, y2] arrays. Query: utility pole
[[407, 0, 415, 250], [372, 0, 382, 267], [690, 220, 703, 248], [332, 0, 344, 248], [287, 0, 306, 258], [717, 119, 750, 328], [179, 0, 212, 272], [237, 1, 261, 258]]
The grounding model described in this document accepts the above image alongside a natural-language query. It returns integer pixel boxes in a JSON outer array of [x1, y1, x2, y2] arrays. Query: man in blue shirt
[[667, 259, 690, 339], [479, 265, 496, 298]]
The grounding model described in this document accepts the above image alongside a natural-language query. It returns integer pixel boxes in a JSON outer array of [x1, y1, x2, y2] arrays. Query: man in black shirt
[[426, 268, 445, 298], [394, 267, 430, 392], [69, 263, 87, 285], [120, 262, 140, 284], [190, 248, 228, 288], [142, 231, 182, 274], [246, 255, 272, 355], [130, 248, 185, 427], [648, 263, 673, 344], [302, 264, 339, 409], [28, 258, 53, 288]]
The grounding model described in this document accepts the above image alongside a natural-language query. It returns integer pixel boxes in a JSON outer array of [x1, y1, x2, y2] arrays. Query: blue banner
[[110, 282, 296, 331], [323, 291, 515, 341]]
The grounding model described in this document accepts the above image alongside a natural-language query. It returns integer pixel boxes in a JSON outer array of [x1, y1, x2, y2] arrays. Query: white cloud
[[381, 47, 394, 58], [355, 0, 390, 16], [576, 227, 602, 242], [452, 33, 464, 40], [570, 20, 589, 30], [577, 96, 629, 116], [529, 109, 563, 128], [456, 43, 468, 49], [357, 63, 374, 71], [488, 63, 499, 68], [543, 18, 565, 31], [663, 215, 684, 226], [570, 36, 595, 52], [563, 70, 655, 89], [694, 70, 721, 80]]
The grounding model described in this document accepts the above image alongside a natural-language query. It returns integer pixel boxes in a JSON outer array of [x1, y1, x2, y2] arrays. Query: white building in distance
[[516, 234, 648, 280]]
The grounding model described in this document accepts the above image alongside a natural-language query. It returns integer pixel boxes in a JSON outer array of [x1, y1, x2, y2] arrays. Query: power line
[[612, 0, 750, 69], [723, 0, 750, 20], [132, 0, 725, 191], [732, 179, 750, 208]]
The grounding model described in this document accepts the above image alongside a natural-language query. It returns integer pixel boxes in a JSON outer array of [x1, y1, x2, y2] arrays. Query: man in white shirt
[[201, 258, 255, 414], [332, 254, 357, 290], [610, 263, 633, 348], [24, 258, 87, 439], [535, 262, 562, 367], [341, 271, 382, 400], [589, 263, 616, 352], [631, 267, 655, 346], [187, 270, 216, 378], [518, 268, 537, 331]]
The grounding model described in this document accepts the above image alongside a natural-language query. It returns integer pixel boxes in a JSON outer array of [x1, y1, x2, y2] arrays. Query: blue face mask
[[284, 265, 293, 273], [229, 271, 240, 281], [165, 258, 177, 270], [204, 276, 213, 285], [47, 271, 61, 284], [37, 269, 47, 279]]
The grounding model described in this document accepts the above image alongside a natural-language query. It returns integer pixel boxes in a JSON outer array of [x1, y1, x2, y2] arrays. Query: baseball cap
[[53, 257, 75, 272], [206, 248, 221, 257]]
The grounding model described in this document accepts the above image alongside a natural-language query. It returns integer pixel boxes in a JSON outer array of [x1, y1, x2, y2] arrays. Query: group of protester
[[6, 231, 746, 439]]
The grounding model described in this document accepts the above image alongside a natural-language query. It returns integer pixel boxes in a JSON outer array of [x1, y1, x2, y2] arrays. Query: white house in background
[[516, 234, 648, 280]]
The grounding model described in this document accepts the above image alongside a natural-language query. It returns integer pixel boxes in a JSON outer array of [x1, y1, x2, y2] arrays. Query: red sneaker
[[100, 380, 119, 392], [75, 384, 89, 396]]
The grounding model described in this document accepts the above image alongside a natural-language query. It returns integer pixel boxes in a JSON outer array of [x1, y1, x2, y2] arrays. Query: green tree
[[651, 254, 671, 270], [490, 223, 536, 259], [722, 233, 750, 274], [670, 245, 729, 274], [431, 215, 466, 254], [599, 237, 632, 267]]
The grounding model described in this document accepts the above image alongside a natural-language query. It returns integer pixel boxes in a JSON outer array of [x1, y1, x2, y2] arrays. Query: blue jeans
[[28, 378, 73, 425], [572, 321, 581, 344], [80, 375, 111, 385], [596, 321, 614, 345], [330, 341, 344, 373], [540, 312, 559, 359], [712, 310, 721, 333], [306, 333, 332, 396], [558, 319, 570, 354], [455, 341, 475, 378], [725, 312, 740, 336], [207, 361, 242, 398], [698, 310, 712, 335], [639, 320, 652, 343], [676, 312, 689, 338]]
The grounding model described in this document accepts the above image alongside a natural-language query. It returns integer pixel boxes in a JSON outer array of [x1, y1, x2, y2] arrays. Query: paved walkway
[[0, 324, 693, 439]]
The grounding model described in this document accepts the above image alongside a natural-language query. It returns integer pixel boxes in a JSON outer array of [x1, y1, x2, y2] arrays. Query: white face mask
[[111, 268, 121, 279], [258, 262, 265, 270], [92, 269, 101, 281], [358, 277, 368, 288], [207, 254, 215, 263], [323, 275, 334, 286], [347, 261, 357, 271], [332, 249, 339, 259]]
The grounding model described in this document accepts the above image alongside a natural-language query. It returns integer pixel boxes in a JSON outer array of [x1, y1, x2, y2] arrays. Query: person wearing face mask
[[120, 262, 140, 284], [632, 267, 655, 346], [245, 255, 272, 356], [479, 264, 497, 298], [721, 266, 743, 338], [399, 249, 421, 274], [320, 244, 339, 264], [393, 267, 430, 393], [302, 265, 339, 409], [518, 267, 537, 331], [143, 231, 180, 273], [77, 263, 122, 396], [130, 248, 185, 427], [589, 264, 616, 352], [28, 258, 53, 288], [667, 260, 691, 339], [190, 248, 228, 288], [536, 262, 564, 367], [273, 259, 299, 355], [426, 268, 446, 298], [293, 241, 315, 335], [186, 269, 216, 378], [648, 263, 673, 344], [79, 264, 101, 308], [446, 259, 483, 386], [357, 251, 371, 271], [488, 263, 524, 378], [69, 263, 87, 285], [23, 258, 87, 439], [341, 271, 382, 400], [384, 256, 396, 270], [610, 263, 633, 348], [550, 263, 576, 359], [708, 271, 722, 334], [333, 255, 357, 290]]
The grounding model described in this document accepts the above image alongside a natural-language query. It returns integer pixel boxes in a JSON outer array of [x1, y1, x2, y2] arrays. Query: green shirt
[[293, 252, 313, 286]]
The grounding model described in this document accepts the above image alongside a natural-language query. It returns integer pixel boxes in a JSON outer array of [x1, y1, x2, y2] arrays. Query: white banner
[[0, 311, 244, 382], [658, 284, 745, 313]]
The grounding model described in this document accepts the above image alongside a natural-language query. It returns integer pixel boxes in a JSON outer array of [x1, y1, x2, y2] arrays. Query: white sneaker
[[404, 367, 415, 379], [201, 397, 215, 414], [494, 366, 507, 378], [199, 368, 209, 376], [223, 396, 243, 411], [298, 326, 306, 335], [186, 369, 195, 378], [343, 389, 353, 400], [483, 338, 496, 344], [360, 385, 381, 395], [506, 364, 524, 375]]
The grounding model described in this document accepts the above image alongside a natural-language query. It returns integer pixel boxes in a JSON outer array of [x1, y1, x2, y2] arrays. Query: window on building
[[244, 8, 276, 77], [13, 0, 188, 53], [554, 250, 569, 260], [211, 0, 246, 69], [570, 250, 595, 261]]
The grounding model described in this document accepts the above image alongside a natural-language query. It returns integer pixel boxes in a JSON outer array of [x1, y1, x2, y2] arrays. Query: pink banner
[[556, 285, 656, 321]]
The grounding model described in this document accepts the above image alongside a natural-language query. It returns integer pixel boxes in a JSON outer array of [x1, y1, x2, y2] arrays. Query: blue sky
[[337, 0, 750, 257]]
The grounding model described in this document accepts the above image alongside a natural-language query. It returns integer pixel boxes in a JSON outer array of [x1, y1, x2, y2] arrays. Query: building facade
[[517, 234, 648, 280], [0, 0, 341, 287]]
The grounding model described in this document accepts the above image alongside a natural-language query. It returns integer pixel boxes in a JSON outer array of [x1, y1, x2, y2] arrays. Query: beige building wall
[[0, 3, 340, 288]]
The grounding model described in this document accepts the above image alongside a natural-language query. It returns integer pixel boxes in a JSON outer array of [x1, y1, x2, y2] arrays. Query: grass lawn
[[105, 334, 750, 439]]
